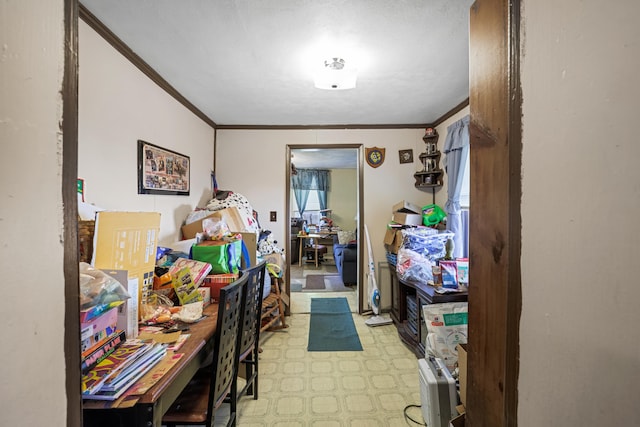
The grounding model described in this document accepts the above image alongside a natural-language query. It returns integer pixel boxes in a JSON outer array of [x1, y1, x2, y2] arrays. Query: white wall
[[0, 1, 67, 425], [519, 1, 640, 425], [78, 21, 216, 245], [216, 128, 441, 308]]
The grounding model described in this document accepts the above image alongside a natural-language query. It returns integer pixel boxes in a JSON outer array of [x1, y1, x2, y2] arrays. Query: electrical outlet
[[270, 211, 277, 222]]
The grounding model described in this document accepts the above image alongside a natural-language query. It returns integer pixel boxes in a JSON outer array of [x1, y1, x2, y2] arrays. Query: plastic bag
[[401, 228, 453, 261], [171, 301, 204, 323], [423, 302, 468, 371], [79, 262, 131, 310], [140, 292, 177, 324], [396, 229, 454, 283], [396, 247, 435, 283], [202, 216, 231, 241]]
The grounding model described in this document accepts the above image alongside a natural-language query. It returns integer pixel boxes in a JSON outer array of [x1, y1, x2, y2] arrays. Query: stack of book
[[81, 329, 126, 374], [82, 340, 167, 401]]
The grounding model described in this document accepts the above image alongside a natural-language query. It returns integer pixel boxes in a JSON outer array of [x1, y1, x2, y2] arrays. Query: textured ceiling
[[80, 0, 473, 127]]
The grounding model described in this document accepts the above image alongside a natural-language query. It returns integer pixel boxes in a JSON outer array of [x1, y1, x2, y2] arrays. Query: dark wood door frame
[[468, 0, 522, 426], [285, 145, 365, 313], [64, 1, 82, 426]]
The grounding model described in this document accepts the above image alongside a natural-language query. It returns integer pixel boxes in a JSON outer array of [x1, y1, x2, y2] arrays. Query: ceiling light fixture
[[314, 57, 357, 90]]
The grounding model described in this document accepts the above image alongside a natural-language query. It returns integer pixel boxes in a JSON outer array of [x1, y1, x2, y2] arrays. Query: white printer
[[418, 356, 458, 427]]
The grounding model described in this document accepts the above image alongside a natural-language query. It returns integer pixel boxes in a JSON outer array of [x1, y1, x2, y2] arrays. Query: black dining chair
[[234, 260, 267, 403], [163, 273, 248, 427]]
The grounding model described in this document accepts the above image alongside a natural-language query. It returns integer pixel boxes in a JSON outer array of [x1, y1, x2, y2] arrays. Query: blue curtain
[[443, 115, 470, 259], [291, 170, 313, 215], [315, 170, 330, 211], [292, 169, 330, 213]]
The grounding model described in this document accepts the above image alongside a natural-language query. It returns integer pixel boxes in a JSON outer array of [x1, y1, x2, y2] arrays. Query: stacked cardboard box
[[385, 200, 425, 254], [390, 199, 423, 226]]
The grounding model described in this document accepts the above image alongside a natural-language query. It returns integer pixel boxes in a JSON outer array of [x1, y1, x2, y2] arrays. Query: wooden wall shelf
[[414, 129, 443, 191]]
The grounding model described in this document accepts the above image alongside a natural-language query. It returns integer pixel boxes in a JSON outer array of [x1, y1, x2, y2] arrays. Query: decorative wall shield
[[365, 147, 385, 168]]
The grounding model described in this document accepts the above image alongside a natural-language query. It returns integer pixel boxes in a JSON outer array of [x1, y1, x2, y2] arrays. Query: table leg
[[298, 237, 303, 266]]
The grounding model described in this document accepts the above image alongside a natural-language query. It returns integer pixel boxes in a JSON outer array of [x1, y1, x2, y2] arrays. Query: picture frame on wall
[[399, 149, 414, 164], [137, 140, 190, 196]]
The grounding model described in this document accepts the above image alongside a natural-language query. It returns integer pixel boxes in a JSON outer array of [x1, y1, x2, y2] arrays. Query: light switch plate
[[270, 211, 277, 222]]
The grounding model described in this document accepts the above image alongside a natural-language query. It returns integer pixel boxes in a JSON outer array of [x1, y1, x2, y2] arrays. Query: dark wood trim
[[432, 98, 470, 128], [505, 0, 523, 423], [356, 146, 364, 314], [64, 1, 82, 426], [78, 4, 217, 129], [467, 0, 521, 426], [215, 123, 432, 130]]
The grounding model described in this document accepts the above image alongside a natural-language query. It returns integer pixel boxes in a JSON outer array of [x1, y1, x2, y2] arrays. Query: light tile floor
[[230, 291, 424, 427]]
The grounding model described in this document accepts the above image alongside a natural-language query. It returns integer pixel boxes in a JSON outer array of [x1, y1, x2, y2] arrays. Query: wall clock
[[366, 147, 386, 168]]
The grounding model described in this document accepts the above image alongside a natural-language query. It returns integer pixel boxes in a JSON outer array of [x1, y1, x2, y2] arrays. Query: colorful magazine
[[81, 340, 151, 395], [168, 258, 212, 287], [81, 330, 126, 374], [171, 267, 202, 305], [83, 346, 166, 401]]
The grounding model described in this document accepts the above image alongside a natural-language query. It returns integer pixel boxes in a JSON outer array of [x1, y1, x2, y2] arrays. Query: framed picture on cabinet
[[137, 140, 190, 195], [399, 149, 414, 164]]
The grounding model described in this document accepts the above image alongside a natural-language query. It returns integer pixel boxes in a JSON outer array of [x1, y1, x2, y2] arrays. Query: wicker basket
[[78, 219, 95, 263]]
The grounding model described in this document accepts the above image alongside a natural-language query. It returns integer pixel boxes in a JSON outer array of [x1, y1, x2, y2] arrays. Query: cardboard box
[[238, 231, 257, 269], [383, 228, 403, 254], [457, 258, 469, 285], [392, 200, 422, 215], [457, 343, 468, 408], [92, 211, 161, 316], [392, 211, 423, 226], [197, 286, 211, 307], [80, 307, 118, 352], [181, 206, 249, 239], [202, 273, 239, 302]]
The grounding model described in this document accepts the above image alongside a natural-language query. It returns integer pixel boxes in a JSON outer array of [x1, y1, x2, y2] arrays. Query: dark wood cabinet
[[388, 263, 467, 358]]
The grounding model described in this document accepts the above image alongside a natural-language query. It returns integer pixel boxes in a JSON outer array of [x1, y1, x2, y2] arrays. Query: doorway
[[285, 145, 364, 314]]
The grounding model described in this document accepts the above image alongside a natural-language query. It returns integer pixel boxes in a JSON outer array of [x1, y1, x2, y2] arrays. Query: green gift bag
[[190, 239, 249, 274]]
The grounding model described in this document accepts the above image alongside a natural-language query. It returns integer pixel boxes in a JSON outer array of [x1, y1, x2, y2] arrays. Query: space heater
[[418, 356, 458, 427]]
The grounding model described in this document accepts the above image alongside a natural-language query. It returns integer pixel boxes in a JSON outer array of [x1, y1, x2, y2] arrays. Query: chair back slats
[[238, 261, 267, 359], [206, 273, 248, 421]]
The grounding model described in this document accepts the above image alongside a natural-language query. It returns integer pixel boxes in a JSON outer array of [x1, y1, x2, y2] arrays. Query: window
[[459, 152, 470, 209], [291, 189, 321, 225], [459, 153, 470, 257]]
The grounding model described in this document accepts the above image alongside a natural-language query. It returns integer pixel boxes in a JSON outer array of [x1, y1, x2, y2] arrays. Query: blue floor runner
[[307, 297, 363, 351]]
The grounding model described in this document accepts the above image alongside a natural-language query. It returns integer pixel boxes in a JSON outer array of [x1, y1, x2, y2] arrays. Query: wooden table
[[297, 232, 336, 267], [82, 303, 219, 427]]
